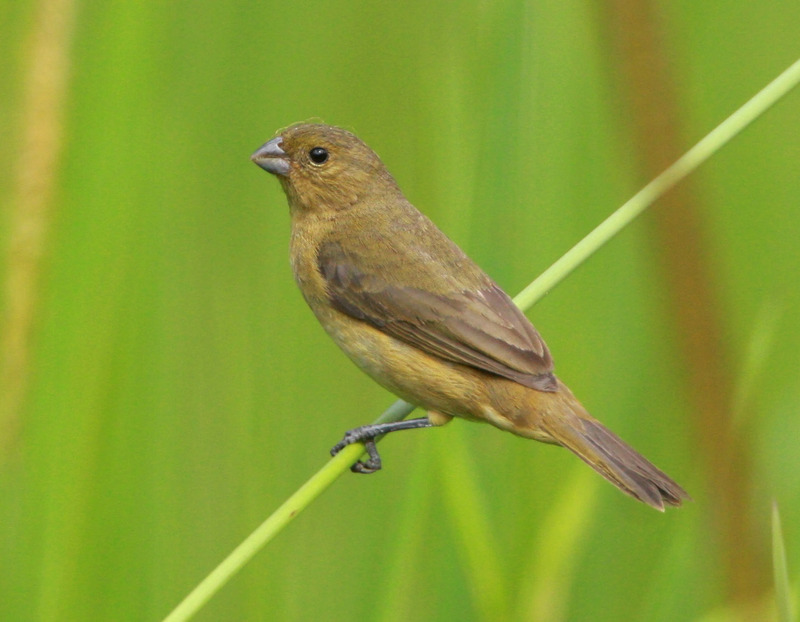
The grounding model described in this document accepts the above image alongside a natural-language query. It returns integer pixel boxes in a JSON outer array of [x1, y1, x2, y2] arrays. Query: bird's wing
[[317, 240, 557, 392]]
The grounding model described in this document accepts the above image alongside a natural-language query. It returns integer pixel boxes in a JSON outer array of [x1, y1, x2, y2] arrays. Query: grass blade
[[773, 501, 794, 622]]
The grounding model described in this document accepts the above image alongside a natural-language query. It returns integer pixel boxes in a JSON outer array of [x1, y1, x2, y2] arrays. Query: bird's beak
[[251, 136, 290, 176]]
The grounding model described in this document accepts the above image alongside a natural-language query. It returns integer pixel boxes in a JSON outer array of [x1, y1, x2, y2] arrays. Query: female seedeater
[[252, 123, 688, 510]]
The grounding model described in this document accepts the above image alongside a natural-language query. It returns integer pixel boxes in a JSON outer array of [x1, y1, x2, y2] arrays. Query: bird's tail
[[554, 416, 688, 510], [534, 391, 690, 510]]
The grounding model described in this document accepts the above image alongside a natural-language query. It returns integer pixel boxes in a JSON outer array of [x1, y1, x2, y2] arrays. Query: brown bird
[[252, 123, 689, 510]]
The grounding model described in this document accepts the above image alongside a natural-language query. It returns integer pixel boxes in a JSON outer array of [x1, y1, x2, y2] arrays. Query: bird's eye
[[309, 147, 329, 164]]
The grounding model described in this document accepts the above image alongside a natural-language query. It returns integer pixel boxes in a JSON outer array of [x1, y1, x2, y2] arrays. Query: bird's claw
[[330, 430, 383, 474]]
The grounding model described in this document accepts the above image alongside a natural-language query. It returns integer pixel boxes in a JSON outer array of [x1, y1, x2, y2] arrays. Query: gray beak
[[251, 136, 290, 176]]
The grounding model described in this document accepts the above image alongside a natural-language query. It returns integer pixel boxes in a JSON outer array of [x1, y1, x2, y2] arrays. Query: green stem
[[162, 56, 800, 622], [514, 55, 800, 312]]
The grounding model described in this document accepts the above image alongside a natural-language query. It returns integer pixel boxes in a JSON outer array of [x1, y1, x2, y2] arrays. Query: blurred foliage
[[1, 1, 799, 620]]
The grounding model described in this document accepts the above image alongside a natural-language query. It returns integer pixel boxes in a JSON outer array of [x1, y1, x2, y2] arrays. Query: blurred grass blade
[[772, 501, 794, 622], [375, 441, 435, 622], [436, 428, 509, 620], [162, 56, 800, 622], [515, 468, 597, 621], [730, 300, 783, 430]]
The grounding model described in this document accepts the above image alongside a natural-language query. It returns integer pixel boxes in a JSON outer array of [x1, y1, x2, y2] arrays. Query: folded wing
[[318, 240, 557, 392]]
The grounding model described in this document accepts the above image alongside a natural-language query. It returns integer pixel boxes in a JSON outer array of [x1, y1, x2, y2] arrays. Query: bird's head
[[251, 123, 400, 214]]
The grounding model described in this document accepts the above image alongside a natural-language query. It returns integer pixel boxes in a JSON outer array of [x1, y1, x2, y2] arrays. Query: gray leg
[[330, 417, 434, 473]]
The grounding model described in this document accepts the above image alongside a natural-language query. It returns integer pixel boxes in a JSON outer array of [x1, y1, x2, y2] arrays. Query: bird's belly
[[313, 305, 485, 420]]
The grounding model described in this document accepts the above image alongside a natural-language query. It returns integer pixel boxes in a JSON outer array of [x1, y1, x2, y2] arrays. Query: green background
[[2, 1, 799, 620]]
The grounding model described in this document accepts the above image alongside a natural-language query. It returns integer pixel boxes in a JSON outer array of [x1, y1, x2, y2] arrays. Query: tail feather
[[545, 414, 690, 511]]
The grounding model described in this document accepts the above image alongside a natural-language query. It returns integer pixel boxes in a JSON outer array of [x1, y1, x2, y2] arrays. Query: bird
[[251, 122, 689, 510]]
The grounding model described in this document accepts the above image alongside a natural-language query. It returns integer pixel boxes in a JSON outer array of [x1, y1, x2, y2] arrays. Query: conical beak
[[251, 136, 290, 176]]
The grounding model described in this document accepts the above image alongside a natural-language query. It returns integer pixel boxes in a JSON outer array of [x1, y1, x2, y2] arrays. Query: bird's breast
[[289, 220, 331, 307]]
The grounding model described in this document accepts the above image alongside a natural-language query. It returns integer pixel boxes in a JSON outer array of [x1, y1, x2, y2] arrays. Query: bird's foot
[[330, 425, 384, 473], [330, 417, 434, 474]]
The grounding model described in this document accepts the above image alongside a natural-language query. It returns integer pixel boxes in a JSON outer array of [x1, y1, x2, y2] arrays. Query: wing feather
[[318, 240, 557, 392]]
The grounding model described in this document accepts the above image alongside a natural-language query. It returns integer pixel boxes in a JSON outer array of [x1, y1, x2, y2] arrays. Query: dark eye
[[309, 147, 329, 164]]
